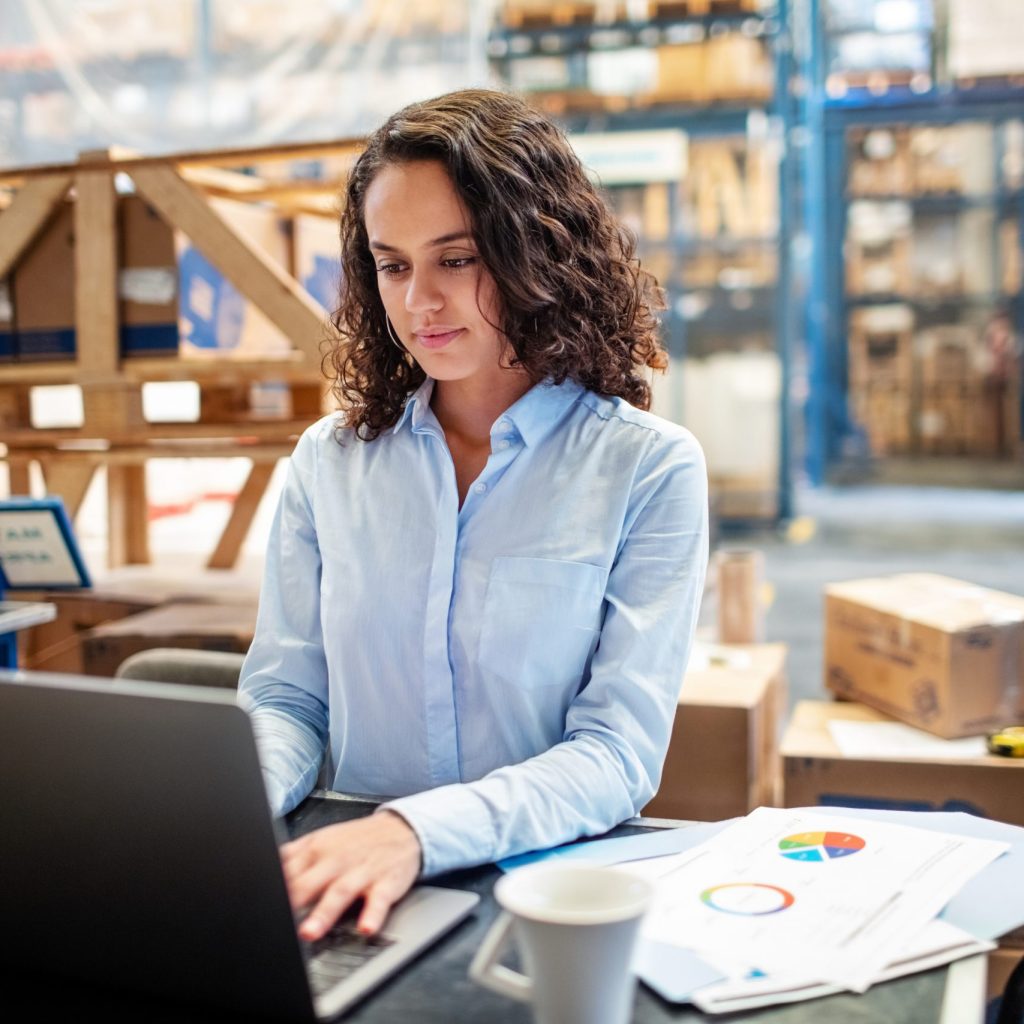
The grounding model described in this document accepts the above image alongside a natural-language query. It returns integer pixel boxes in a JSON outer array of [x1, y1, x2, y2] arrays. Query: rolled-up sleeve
[[384, 431, 709, 875], [238, 428, 331, 816]]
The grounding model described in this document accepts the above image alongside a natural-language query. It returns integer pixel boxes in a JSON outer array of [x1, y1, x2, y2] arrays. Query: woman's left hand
[[281, 810, 422, 939]]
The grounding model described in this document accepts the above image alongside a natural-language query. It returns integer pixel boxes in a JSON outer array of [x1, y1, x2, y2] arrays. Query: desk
[[3, 794, 984, 1024], [286, 795, 981, 1024], [0, 599, 56, 668]]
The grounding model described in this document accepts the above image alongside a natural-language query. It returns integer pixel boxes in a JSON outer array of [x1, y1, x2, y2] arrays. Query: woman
[[239, 88, 708, 942]]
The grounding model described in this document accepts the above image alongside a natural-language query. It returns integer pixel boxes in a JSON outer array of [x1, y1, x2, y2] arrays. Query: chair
[[114, 647, 245, 689]]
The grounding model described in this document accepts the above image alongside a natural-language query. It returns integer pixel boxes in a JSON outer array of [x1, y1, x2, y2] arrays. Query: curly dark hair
[[329, 88, 667, 440]]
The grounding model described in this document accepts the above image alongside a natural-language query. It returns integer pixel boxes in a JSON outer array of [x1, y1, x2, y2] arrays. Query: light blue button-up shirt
[[239, 376, 708, 875]]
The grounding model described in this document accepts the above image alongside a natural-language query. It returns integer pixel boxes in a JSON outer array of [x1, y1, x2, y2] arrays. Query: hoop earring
[[385, 316, 406, 354]]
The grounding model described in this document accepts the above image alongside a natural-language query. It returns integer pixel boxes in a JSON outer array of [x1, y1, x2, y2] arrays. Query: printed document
[[629, 807, 1007, 993]]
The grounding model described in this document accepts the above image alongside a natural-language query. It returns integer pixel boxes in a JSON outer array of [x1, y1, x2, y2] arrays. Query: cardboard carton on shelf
[[0, 279, 13, 361], [847, 128, 913, 196], [824, 573, 1024, 738], [847, 305, 915, 388], [125, 194, 293, 360], [646, 44, 708, 104], [11, 195, 292, 361], [644, 642, 787, 822], [849, 382, 912, 456], [81, 601, 258, 679], [10, 200, 77, 360], [702, 34, 773, 103], [845, 235, 913, 296], [782, 700, 1024, 828], [916, 384, 976, 455], [291, 212, 343, 313]]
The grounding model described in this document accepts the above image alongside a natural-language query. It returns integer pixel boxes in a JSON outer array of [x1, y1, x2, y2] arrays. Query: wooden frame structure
[[0, 138, 362, 568]]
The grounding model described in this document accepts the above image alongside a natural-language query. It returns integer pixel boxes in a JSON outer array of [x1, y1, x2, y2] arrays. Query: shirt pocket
[[478, 556, 606, 690]]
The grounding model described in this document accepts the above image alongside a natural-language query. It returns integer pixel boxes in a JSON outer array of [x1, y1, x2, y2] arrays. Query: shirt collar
[[498, 377, 584, 448], [393, 377, 436, 434], [392, 375, 584, 445]]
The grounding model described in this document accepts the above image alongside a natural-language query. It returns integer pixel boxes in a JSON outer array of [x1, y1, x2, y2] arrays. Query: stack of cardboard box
[[782, 572, 1024, 997], [5, 195, 292, 363], [783, 573, 1024, 822], [916, 327, 978, 456], [847, 306, 914, 456]]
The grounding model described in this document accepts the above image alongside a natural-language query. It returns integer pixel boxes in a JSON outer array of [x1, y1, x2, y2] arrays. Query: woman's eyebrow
[[369, 231, 473, 253]]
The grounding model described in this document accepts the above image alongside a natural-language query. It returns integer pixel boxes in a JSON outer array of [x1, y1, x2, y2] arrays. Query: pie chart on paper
[[778, 831, 866, 862]]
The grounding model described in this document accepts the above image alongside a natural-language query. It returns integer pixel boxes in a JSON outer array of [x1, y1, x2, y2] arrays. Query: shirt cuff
[[380, 784, 498, 877]]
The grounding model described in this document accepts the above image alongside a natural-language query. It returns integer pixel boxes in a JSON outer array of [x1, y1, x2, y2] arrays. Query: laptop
[[0, 669, 479, 1020]]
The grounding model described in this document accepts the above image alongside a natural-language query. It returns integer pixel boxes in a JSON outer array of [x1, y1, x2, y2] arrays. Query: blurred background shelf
[[802, 0, 1024, 487], [490, 0, 795, 524], [2, 0, 1023, 532]]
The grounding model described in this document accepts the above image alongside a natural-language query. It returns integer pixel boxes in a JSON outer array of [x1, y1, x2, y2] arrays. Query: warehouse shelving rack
[[800, 0, 1024, 485], [490, 0, 799, 524], [0, 138, 362, 568]]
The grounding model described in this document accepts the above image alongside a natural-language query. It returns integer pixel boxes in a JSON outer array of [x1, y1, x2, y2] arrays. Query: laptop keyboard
[[304, 922, 395, 997]]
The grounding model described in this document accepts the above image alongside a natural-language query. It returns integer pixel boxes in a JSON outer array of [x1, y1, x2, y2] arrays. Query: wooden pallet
[[4, 439, 298, 570], [0, 139, 362, 567]]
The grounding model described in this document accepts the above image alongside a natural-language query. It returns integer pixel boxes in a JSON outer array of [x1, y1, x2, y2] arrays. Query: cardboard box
[[647, 44, 707, 104], [703, 34, 774, 102], [825, 574, 1024, 738], [81, 601, 258, 678], [782, 700, 1024, 827], [0, 278, 14, 360], [12, 195, 291, 361], [125, 194, 292, 359], [291, 212, 342, 313], [645, 643, 787, 822], [12, 200, 76, 359]]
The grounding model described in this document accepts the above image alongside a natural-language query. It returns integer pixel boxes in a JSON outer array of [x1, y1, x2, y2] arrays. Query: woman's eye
[[376, 263, 404, 276], [442, 256, 476, 270]]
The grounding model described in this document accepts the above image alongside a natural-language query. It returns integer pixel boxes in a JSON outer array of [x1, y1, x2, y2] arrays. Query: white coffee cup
[[469, 863, 652, 1024]]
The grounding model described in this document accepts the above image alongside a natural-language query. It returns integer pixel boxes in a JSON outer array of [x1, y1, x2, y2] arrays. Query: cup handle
[[468, 911, 533, 1003]]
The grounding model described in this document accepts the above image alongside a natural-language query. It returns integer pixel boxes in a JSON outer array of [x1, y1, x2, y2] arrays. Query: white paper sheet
[[687, 919, 995, 1014], [827, 720, 989, 759], [633, 807, 1007, 993]]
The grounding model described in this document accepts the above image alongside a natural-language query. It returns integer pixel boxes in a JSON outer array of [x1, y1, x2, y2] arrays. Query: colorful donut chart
[[700, 883, 795, 916]]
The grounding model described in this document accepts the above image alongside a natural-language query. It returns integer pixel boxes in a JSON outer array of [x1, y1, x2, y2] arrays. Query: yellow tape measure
[[986, 726, 1024, 758]]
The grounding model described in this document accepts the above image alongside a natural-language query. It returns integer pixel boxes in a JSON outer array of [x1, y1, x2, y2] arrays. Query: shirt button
[[474, 482, 487, 495], [498, 419, 511, 430], [497, 439, 510, 451]]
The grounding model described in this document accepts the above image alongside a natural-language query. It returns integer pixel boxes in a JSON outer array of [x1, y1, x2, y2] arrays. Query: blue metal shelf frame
[[491, 2, 798, 523], [802, 0, 1024, 483]]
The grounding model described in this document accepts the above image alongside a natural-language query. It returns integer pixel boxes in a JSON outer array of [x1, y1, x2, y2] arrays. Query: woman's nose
[[404, 268, 444, 314]]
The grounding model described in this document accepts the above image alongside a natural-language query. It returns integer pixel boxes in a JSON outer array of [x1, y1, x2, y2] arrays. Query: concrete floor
[[734, 483, 1024, 711]]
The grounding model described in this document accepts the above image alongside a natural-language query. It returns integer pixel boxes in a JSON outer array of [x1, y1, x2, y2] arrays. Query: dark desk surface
[[288, 796, 956, 1024], [5, 795, 962, 1023]]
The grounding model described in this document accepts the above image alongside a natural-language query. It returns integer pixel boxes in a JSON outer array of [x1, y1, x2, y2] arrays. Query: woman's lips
[[414, 328, 463, 350]]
